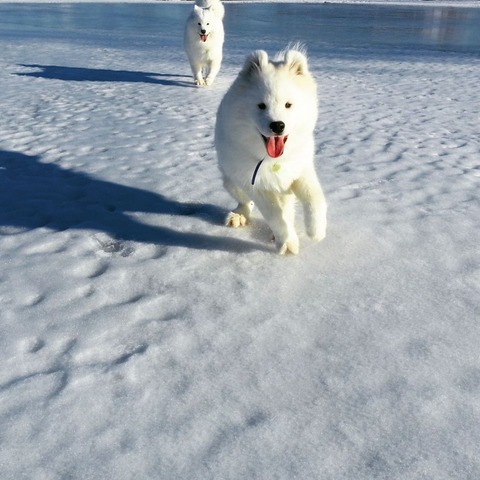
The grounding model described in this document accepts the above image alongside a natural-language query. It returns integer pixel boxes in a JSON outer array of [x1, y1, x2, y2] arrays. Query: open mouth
[[262, 135, 288, 158], [199, 34, 209, 42]]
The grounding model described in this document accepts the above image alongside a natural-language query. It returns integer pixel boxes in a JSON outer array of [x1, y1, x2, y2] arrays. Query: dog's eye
[[285, 102, 292, 109], [258, 103, 266, 110], [198, 22, 201, 25]]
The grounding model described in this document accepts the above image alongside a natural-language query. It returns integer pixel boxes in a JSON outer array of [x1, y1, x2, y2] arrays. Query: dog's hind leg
[[223, 177, 254, 228]]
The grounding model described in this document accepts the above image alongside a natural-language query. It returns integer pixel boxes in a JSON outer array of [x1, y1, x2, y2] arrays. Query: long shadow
[[15, 64, 194, 87], [0, 150, 267, 253]]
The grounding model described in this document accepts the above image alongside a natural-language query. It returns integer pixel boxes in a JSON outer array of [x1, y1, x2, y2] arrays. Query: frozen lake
[[1, 2, 480, 55]]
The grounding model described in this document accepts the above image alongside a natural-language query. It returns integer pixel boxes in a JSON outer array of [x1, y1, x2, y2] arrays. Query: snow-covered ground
[[1, 2, 479, 479]]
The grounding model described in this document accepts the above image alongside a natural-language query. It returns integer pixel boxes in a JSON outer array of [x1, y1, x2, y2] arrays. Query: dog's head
[[192, 5, 215, 42], [237, 48, 318, 158]]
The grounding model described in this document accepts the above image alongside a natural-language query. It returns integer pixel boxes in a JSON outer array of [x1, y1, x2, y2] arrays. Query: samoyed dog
[[215, 48, 327, 255], [184, 4, 224, 86], [195, 0, 225, 20]]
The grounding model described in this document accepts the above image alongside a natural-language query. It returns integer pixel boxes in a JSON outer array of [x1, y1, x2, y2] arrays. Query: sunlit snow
[[1, 2, 479, 479]]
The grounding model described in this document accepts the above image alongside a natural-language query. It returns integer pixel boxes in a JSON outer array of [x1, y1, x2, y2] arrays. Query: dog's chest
[[248, 158, 301, 194], [194, 39, 218, 59]]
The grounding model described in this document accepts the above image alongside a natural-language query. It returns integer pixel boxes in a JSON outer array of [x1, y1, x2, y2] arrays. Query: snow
[[1, 1, 479, 479]]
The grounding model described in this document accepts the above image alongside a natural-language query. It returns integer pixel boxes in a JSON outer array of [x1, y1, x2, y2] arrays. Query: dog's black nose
[[270, 121, 285, 135], [201, 29, 206, 34]]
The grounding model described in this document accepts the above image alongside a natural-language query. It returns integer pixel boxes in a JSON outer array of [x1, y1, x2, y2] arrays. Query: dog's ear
[[285, 50, 309, 76], [193, 4, 203, 14], [241, 50, 269, 76]]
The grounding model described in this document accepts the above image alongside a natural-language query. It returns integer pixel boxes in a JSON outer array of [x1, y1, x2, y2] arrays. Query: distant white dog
[[215, 48, 327, 255], [184, 4, 224, 86], [195, 0, 225, 20]]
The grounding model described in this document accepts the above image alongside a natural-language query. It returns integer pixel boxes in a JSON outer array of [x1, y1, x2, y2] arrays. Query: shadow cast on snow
[[0, 150, 267, 254], [16, 64, 194, 87]]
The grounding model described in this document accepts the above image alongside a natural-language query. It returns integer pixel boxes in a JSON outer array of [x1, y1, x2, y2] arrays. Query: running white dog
[[215, 48, 327, 255], [184, 4, 224, 86], [195, 0, 225, 20]]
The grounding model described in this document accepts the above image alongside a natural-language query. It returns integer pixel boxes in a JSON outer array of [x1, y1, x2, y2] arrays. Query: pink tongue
[[265, 136, 287, 158], [200, 34, 208, 42]]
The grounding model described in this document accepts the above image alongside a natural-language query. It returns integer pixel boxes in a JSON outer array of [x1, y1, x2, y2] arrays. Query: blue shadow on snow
[[0, 150, 266, 253], [16, 64, 194, 87]]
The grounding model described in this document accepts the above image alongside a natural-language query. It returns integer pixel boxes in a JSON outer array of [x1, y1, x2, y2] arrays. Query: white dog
[[215, 48, 327, 255], [195, 0, 225, 20], [184, 4, 224, 86]]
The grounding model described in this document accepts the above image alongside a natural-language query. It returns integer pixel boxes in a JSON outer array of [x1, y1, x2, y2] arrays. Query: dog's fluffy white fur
[[195, 0, 225, 20], [215, 48, 327, 254], [184, 3, 224, 86]]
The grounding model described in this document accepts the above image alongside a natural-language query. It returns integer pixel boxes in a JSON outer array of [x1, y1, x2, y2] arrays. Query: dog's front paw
[[308, 226, 326, 242], [204, 76, 215, 86], [225, 212, 248, 228], [277, 235, 299, 255], [195, 78, 206, 86], [306, 218, 327, 242]]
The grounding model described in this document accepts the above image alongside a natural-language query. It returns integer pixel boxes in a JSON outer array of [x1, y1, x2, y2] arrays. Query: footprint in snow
[[92, 234, 135, 257]]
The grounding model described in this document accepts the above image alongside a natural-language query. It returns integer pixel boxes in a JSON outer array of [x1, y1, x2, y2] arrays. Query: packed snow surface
[[1, 2, 479, 479]]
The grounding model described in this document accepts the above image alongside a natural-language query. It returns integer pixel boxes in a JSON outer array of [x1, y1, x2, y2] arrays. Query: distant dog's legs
[[189, 60, 206, 86], [223, 177, 254, 228], [205, 57, 222, 86]]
